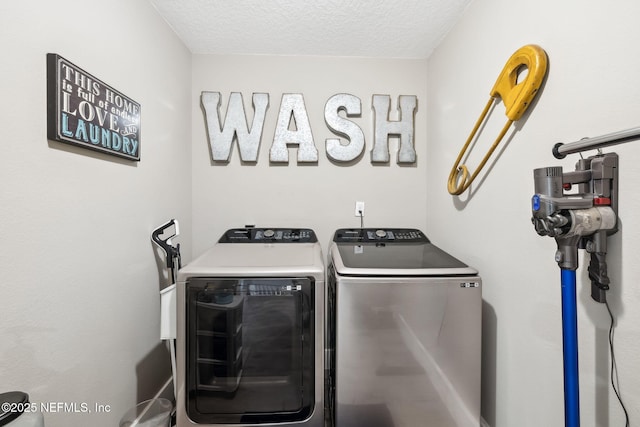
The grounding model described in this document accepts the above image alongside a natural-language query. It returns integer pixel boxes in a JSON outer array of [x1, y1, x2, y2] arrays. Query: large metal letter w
[[201, 92, 269, 162]]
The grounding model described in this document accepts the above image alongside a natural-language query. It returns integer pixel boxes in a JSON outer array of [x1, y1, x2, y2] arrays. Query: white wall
[[191, 55, 429, 256], [427, 0, 640, 425], [0, 1, 192, 426]]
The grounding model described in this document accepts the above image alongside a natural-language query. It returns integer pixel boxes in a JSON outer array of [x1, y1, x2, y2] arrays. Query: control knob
[[263, 229, 275, 238], [375, 229, 387, 238]]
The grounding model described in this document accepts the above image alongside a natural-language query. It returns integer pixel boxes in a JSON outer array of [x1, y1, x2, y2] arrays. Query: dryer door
[[185, 277, 315, 424]]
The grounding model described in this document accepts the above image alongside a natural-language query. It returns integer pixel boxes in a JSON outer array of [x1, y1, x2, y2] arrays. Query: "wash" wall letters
[[201, 92, 418, 165]]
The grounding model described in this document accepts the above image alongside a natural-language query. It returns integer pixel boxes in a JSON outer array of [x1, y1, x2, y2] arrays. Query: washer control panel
[[333, 228, 429, 243], [219, 227, 317, 243]]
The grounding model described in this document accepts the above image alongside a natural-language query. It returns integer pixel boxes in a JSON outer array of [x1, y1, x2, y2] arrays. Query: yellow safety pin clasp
[[447, 44, 548, 195]]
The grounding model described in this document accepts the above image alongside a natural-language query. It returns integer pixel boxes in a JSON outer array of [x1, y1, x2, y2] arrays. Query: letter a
[[270, 94, 318, 163]]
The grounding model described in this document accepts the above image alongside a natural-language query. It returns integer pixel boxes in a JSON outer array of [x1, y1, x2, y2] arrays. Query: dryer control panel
[[333, 228, 429, 243], [219, 227, 318, 243]]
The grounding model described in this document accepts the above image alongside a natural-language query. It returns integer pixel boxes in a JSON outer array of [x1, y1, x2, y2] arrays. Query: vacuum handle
[[152, 219, 180, 269]]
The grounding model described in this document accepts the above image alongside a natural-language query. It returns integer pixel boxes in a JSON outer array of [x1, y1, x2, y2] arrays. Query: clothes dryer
[[176, 228, 325, 427], [326, 228, 481, 427]]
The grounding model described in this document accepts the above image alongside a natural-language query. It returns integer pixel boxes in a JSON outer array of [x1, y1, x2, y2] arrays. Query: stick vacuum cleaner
[[152, 219, 182, 424], [531, 152, 618, 427]]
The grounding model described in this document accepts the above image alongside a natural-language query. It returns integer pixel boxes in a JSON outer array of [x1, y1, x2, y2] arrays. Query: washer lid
[[177, 229, 324, 280], [331, 228, 478, 276]]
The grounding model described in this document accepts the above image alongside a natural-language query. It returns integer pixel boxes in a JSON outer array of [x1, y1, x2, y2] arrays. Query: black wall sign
[[47, 54, 141, 161]]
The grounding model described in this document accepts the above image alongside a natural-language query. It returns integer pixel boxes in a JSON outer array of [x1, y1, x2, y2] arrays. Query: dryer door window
[[185, 277, 314, 424]]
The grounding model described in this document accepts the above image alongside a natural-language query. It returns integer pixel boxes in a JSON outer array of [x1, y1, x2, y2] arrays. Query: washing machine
[[175, 227, 325, 427], [326, 228, 481, 427]]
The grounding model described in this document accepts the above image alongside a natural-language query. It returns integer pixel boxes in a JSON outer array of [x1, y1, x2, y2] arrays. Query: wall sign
[[47, 54, 141, 161], [201, 92, 417, 165]]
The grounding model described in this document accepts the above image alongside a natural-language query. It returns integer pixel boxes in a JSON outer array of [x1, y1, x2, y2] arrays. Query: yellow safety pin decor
[[447, 44, 548, 195]]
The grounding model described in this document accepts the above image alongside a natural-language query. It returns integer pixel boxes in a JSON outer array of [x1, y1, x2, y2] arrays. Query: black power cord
[[604, 298, 630, 426]]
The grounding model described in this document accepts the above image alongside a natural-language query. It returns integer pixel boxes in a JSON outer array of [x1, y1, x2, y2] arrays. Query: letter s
[[325, 94, 365, 163]]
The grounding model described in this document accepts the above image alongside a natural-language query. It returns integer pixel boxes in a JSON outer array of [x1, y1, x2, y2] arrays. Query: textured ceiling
[[148, 0, 473, 58]]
